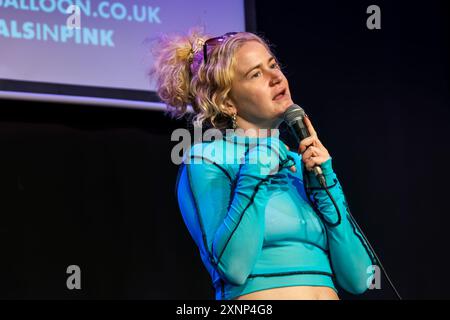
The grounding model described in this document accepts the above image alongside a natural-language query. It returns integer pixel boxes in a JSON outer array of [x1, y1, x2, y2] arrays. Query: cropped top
[[175, 130, 376, 300]]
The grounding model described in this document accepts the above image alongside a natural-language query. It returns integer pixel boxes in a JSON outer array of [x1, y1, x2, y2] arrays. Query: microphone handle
[[288, 117, 325, 184]]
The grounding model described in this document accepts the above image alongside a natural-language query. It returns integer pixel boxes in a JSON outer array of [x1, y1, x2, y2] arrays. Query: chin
[[275, 101, 293, 115], [266, 98, 293, 124], [282, 101, 293, 111]]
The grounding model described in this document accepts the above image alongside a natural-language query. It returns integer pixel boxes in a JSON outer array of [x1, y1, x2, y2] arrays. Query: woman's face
[[226, 40, 294, 129]]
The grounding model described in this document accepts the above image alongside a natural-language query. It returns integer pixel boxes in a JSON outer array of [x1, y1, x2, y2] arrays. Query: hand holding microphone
[[298, 114, 330, 171], [283, 104, 331, 186]]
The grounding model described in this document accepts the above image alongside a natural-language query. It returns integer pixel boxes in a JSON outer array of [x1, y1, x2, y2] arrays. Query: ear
[[224, 95, 237, 116]]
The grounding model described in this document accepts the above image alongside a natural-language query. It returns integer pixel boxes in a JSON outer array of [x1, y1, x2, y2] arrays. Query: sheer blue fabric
[[176, 131, 376, 299]]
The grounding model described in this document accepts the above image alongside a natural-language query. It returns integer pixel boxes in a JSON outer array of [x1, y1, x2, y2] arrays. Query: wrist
[[305, 157, 337, 188]]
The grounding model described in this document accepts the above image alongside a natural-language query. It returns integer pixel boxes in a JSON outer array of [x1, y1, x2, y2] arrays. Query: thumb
[[284, 146, 297, 172]]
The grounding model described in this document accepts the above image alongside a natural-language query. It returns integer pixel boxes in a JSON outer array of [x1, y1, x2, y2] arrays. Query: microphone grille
[[284, 104, 306, 125]]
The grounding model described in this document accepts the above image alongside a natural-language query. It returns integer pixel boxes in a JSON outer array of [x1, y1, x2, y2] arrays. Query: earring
[[231, 113, 237, 129]]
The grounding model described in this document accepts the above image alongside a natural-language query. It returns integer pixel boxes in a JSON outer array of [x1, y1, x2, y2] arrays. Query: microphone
[[283, 104, 326, 186], [284, 106, 402, 300]]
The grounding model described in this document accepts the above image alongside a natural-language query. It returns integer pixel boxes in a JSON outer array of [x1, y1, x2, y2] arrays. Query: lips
[[273, 88, 286, 100]]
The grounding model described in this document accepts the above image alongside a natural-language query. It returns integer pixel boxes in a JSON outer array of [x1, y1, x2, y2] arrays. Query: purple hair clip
[[189, 38, 206, 76], [189, 51, 203, 75]]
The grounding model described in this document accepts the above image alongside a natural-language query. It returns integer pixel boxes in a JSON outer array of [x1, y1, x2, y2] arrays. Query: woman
[[151, 29, 376, 300]]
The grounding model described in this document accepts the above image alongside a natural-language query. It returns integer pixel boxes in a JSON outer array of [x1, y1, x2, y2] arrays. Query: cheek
[[236, 86, 266, 105], [232, 83, 274, 115], [252, 86, 271, 102]]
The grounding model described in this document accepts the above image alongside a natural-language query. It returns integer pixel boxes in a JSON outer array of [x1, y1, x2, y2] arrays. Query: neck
[[235, 117, 283, 137]]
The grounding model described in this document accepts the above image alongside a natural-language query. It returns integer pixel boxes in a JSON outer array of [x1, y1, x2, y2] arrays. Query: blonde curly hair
[[149, 28, 274, 130]]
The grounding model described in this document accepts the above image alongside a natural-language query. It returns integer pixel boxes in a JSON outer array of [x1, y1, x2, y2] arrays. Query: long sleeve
[[303, 157, 377, 294], [186, 141, 294, 286]]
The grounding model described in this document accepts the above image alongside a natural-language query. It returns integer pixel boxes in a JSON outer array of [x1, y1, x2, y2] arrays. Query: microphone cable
[[302, 161, 402, 300]]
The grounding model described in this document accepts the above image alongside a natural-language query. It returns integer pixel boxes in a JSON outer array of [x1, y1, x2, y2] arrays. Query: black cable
[[303, 162, 402, 300]]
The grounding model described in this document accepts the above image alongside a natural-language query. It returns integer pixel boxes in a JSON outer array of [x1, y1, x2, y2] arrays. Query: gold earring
[[232, 113, 237, 129]]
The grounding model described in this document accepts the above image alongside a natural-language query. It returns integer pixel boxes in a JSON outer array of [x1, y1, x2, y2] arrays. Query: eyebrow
[[244, 56, 275, 77]]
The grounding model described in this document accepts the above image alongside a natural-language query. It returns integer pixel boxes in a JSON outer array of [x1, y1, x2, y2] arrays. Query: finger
[[303, 156, 322, 171], [302, 146, 321, 159], [303, 115, 317, 137], [304, 156, 331, 170], [302, 155, 319, 169], [290, 165, 297, 173], [298, 136, 319, 154], [314, 137, 325, 148], [298, 136, 314, 154], [302, 149, 314, 161], [303, 160, 315, 171]]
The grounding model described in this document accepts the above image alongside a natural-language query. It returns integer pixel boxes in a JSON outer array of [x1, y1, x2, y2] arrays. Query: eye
[[271, 62, 280, 69], [251, 71, 261, 78]]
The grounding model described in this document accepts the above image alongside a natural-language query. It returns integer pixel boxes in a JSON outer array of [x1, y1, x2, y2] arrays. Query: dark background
[[0, 0, 448, 299]]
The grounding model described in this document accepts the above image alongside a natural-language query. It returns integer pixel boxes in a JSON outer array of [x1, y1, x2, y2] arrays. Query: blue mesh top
[[175, 130, 376, 300]]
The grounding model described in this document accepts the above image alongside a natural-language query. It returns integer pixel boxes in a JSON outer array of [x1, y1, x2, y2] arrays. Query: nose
[[269, 69, 282, 86]]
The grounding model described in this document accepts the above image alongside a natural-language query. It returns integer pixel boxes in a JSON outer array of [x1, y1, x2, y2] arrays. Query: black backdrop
[[0, 1, 448, 299]]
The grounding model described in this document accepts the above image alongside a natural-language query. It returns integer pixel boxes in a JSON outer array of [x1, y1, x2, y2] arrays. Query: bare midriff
[[234, 286, 339, 300]]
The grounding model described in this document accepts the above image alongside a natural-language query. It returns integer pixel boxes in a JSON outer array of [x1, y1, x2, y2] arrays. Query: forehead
[[233, 41, 271, 75]]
